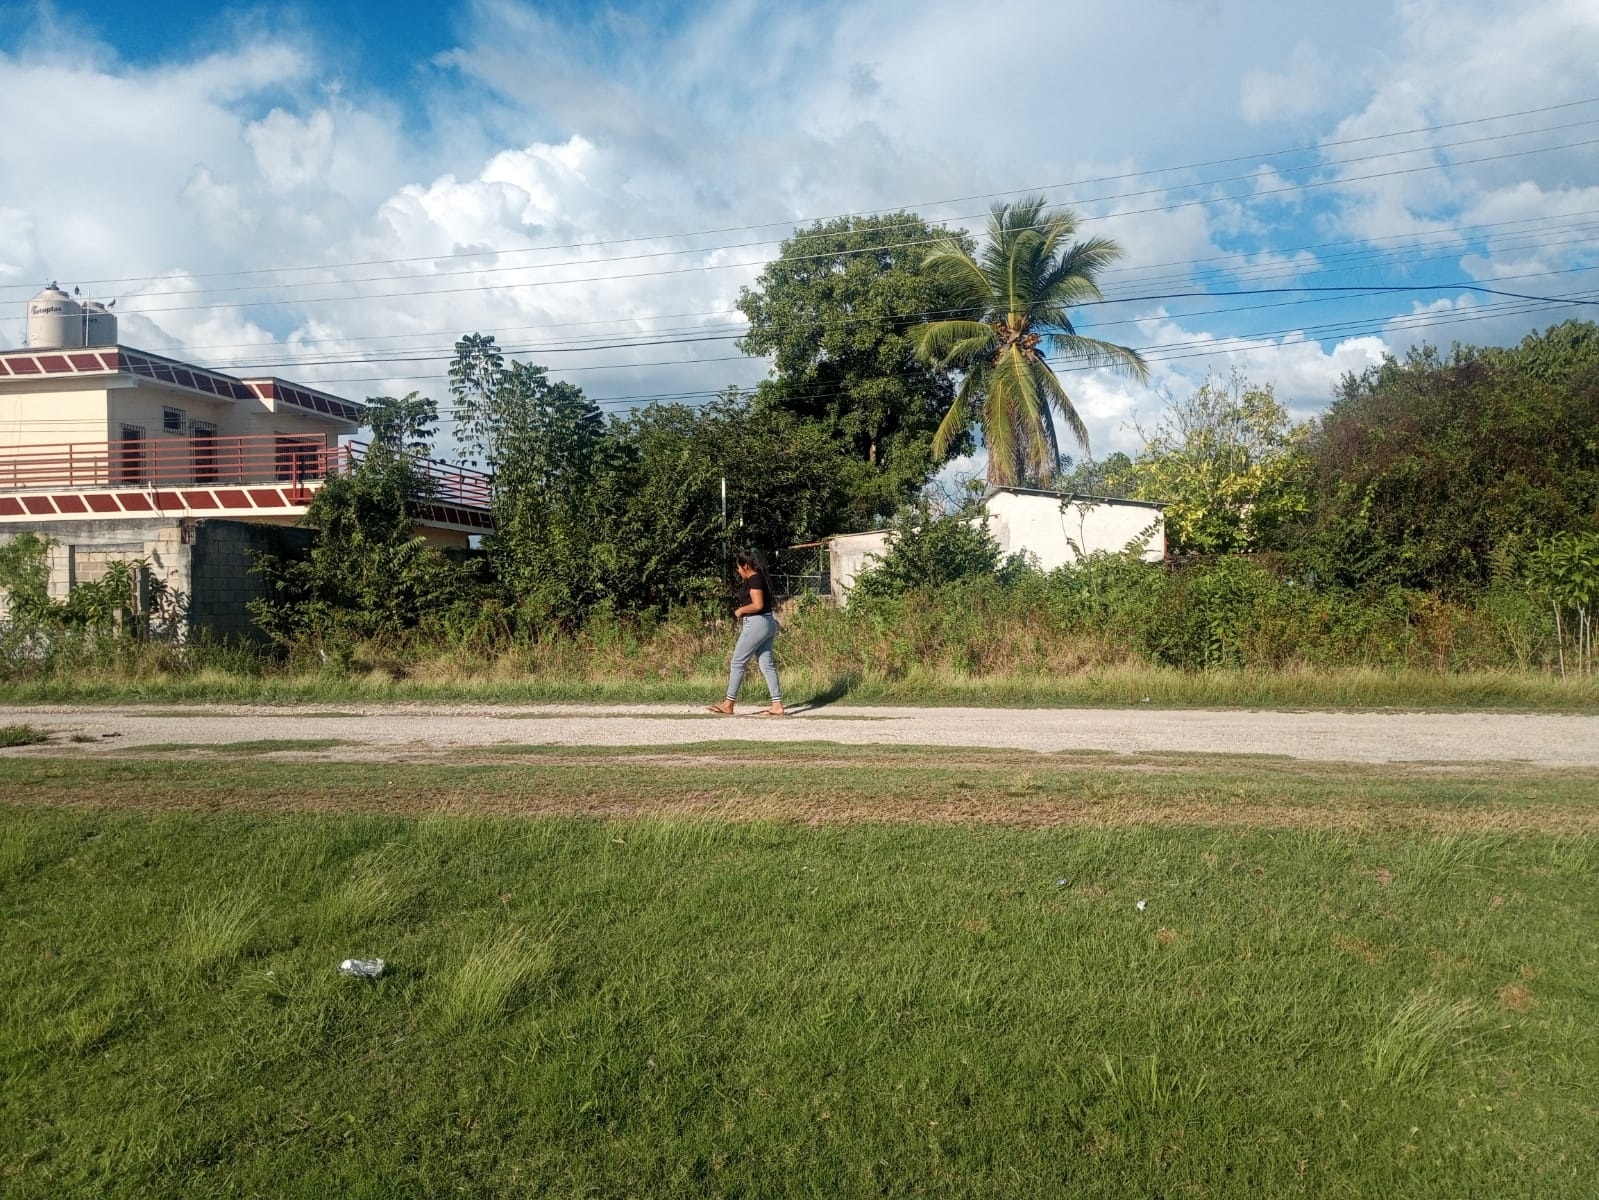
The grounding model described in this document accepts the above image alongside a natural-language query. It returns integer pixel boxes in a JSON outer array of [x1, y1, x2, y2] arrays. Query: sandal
[[753, 707, 786, 718], [706, 701, 735, 716]]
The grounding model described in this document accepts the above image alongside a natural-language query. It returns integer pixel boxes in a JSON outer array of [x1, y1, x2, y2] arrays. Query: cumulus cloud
[[0, 0, 1592, 461]]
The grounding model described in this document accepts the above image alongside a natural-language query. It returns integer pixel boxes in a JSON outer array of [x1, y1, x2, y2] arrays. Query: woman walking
[[707, 550, 785, 717]]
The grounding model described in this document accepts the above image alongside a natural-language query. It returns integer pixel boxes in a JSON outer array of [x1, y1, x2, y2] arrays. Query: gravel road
[[3, 703, 1597, 766]]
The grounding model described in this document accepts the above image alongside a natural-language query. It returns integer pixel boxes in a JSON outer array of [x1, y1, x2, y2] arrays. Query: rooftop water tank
[[26, 284, 85, 349], [84, 300, 117, 347]]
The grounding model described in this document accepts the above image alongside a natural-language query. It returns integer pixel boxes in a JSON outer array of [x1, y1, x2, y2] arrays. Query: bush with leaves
[[1527, 531, 1599, 675], [1122, 371, 1307, 554], [851, 510, 1015, 600]]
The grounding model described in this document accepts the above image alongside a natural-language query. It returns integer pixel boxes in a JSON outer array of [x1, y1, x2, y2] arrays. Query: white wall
[[984, 490, 1165, 569], [827, 492, 1165, 603], [828, 530, 891, 600]]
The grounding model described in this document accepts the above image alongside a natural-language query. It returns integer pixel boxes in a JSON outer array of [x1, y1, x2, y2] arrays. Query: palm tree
[[914, 197, 1148, 486]]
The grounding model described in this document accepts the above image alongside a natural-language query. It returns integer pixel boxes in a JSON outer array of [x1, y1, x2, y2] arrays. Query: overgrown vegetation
[[2, 250, 1596, 699]]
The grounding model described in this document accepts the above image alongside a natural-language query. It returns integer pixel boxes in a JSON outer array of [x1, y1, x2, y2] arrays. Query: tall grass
[[433, 926, 558, 1033], [1366, 993, 1480, 1087], [2, 562, 1594, 709]]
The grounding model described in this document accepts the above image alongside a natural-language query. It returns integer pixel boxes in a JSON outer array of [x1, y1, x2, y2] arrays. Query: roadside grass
[[0, 723, 49, 747], [1, 772, 1594, 1198], [123, 738, 347, 756], [3, 662, 1599, 711], [3, 748, 1596, 835]]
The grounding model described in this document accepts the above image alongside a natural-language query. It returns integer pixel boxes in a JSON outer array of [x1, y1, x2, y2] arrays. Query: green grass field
[[4, 662, 1599, 712], [2, 749, 1595, 1198]]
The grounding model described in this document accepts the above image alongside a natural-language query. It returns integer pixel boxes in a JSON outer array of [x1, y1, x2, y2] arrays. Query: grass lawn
[[2, 749, 1595, 1198], [4, 663, 1599, 712]]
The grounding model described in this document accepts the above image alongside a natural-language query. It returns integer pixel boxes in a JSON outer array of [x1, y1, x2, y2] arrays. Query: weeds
[[1365, 993, 1479, 1087], [172, 891, 260, 976], [433, 926, 556, 1033]]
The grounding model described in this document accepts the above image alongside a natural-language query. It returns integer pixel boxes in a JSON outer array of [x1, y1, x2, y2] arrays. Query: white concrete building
[[825, 487, 1165, 602], [984, 486, 1165, 570]]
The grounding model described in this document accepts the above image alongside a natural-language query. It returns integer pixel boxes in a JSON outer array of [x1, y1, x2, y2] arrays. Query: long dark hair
[[733, 549, 766, 575]]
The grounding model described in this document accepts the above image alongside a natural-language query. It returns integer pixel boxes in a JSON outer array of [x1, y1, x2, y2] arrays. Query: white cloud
[[1241, 41, 1334, 125], [0, 0, 1592, 462]]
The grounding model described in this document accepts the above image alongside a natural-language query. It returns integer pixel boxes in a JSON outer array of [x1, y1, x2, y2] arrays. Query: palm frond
[[913, 319, 996, 366], [932, 368, 985, 460], [1036, 362, 1091, 458], [988, 346, 1059, 484], [920, 238, 992, 311], [1044, 332, 1150, 380]]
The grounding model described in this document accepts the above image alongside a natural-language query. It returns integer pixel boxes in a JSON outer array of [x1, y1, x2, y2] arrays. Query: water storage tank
[[26, 285, 85, 349], [84, 300, 117, 347]]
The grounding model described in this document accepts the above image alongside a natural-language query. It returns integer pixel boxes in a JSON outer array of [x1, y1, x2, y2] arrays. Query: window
[[162, 406, 185, 433]]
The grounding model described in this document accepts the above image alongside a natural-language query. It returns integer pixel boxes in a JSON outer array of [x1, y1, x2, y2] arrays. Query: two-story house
[[0, 285, 492, 638]]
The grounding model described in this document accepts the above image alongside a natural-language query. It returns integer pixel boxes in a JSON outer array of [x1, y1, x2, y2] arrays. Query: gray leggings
[[726, 613, 781, 702]]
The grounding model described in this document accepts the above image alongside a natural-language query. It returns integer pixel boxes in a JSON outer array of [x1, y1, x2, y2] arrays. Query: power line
[[89, 132, 1599, 320], [62, 113, 1599, 307], [134, 207, 1599, 361]]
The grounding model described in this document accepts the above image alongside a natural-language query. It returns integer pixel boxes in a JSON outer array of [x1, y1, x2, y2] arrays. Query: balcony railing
[[0, 434, 492, 510]]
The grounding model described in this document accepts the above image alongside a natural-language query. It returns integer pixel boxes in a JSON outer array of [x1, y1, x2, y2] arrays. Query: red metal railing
[[0, 434, 493, 510], [342, 441, 494, 509]]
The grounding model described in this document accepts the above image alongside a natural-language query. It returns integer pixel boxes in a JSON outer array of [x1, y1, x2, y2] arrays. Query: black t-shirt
[[734, 569, 774, 615]]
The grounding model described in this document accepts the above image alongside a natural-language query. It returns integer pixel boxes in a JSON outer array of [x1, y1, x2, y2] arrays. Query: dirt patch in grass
[[4, 749, 1596, 835]]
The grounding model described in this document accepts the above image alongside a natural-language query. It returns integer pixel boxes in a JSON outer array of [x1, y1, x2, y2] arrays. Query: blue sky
[[1, 0, 1596, 472]]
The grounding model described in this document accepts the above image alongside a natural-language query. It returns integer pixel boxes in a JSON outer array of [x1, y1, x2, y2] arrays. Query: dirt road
[[3, 703, 1597, 766]]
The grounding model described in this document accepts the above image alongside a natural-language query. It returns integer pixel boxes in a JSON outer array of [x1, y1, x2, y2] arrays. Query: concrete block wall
[[0, 518, 312, 641], [188, 520, 313, 641]]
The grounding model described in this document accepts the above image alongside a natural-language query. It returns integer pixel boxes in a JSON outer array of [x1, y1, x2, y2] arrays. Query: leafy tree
[[913, 197, 1148, 487], [737, 213, 974, 525], [365, 391, 440, 461], [1053, 451, 1137, 499], [250, 393, 480, 645], [1289, 332, 1599, 593], [448, 336, 853, 622], [851, 508, 1006, 599], [1527, 531, 1599, 675], [593, 398, 854, 611], [1478, 319, 1599, 390], [0, 531, 52, 623], [449, 334, 621, 619], [1126, 371, 1306, 554]]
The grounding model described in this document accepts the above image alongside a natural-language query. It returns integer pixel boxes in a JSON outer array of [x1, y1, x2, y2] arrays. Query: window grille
[[163, 406, 185, 432]]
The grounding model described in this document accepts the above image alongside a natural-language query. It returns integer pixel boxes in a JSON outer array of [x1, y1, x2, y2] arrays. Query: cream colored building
[[0, 333, 491, 637]]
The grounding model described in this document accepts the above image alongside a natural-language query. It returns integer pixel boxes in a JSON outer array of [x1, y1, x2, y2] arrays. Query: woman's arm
[[734, 588, 765, 618]]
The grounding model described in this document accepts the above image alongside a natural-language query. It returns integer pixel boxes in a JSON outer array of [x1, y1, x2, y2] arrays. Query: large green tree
[[737, 212, 973, 525], [1286, 324, 1599, 592], [913, 197, 1147, 487], [448, 335, 852, 622]]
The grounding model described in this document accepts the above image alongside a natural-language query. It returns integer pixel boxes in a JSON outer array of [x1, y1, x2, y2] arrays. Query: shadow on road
[[788, 673, 859, 715]]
